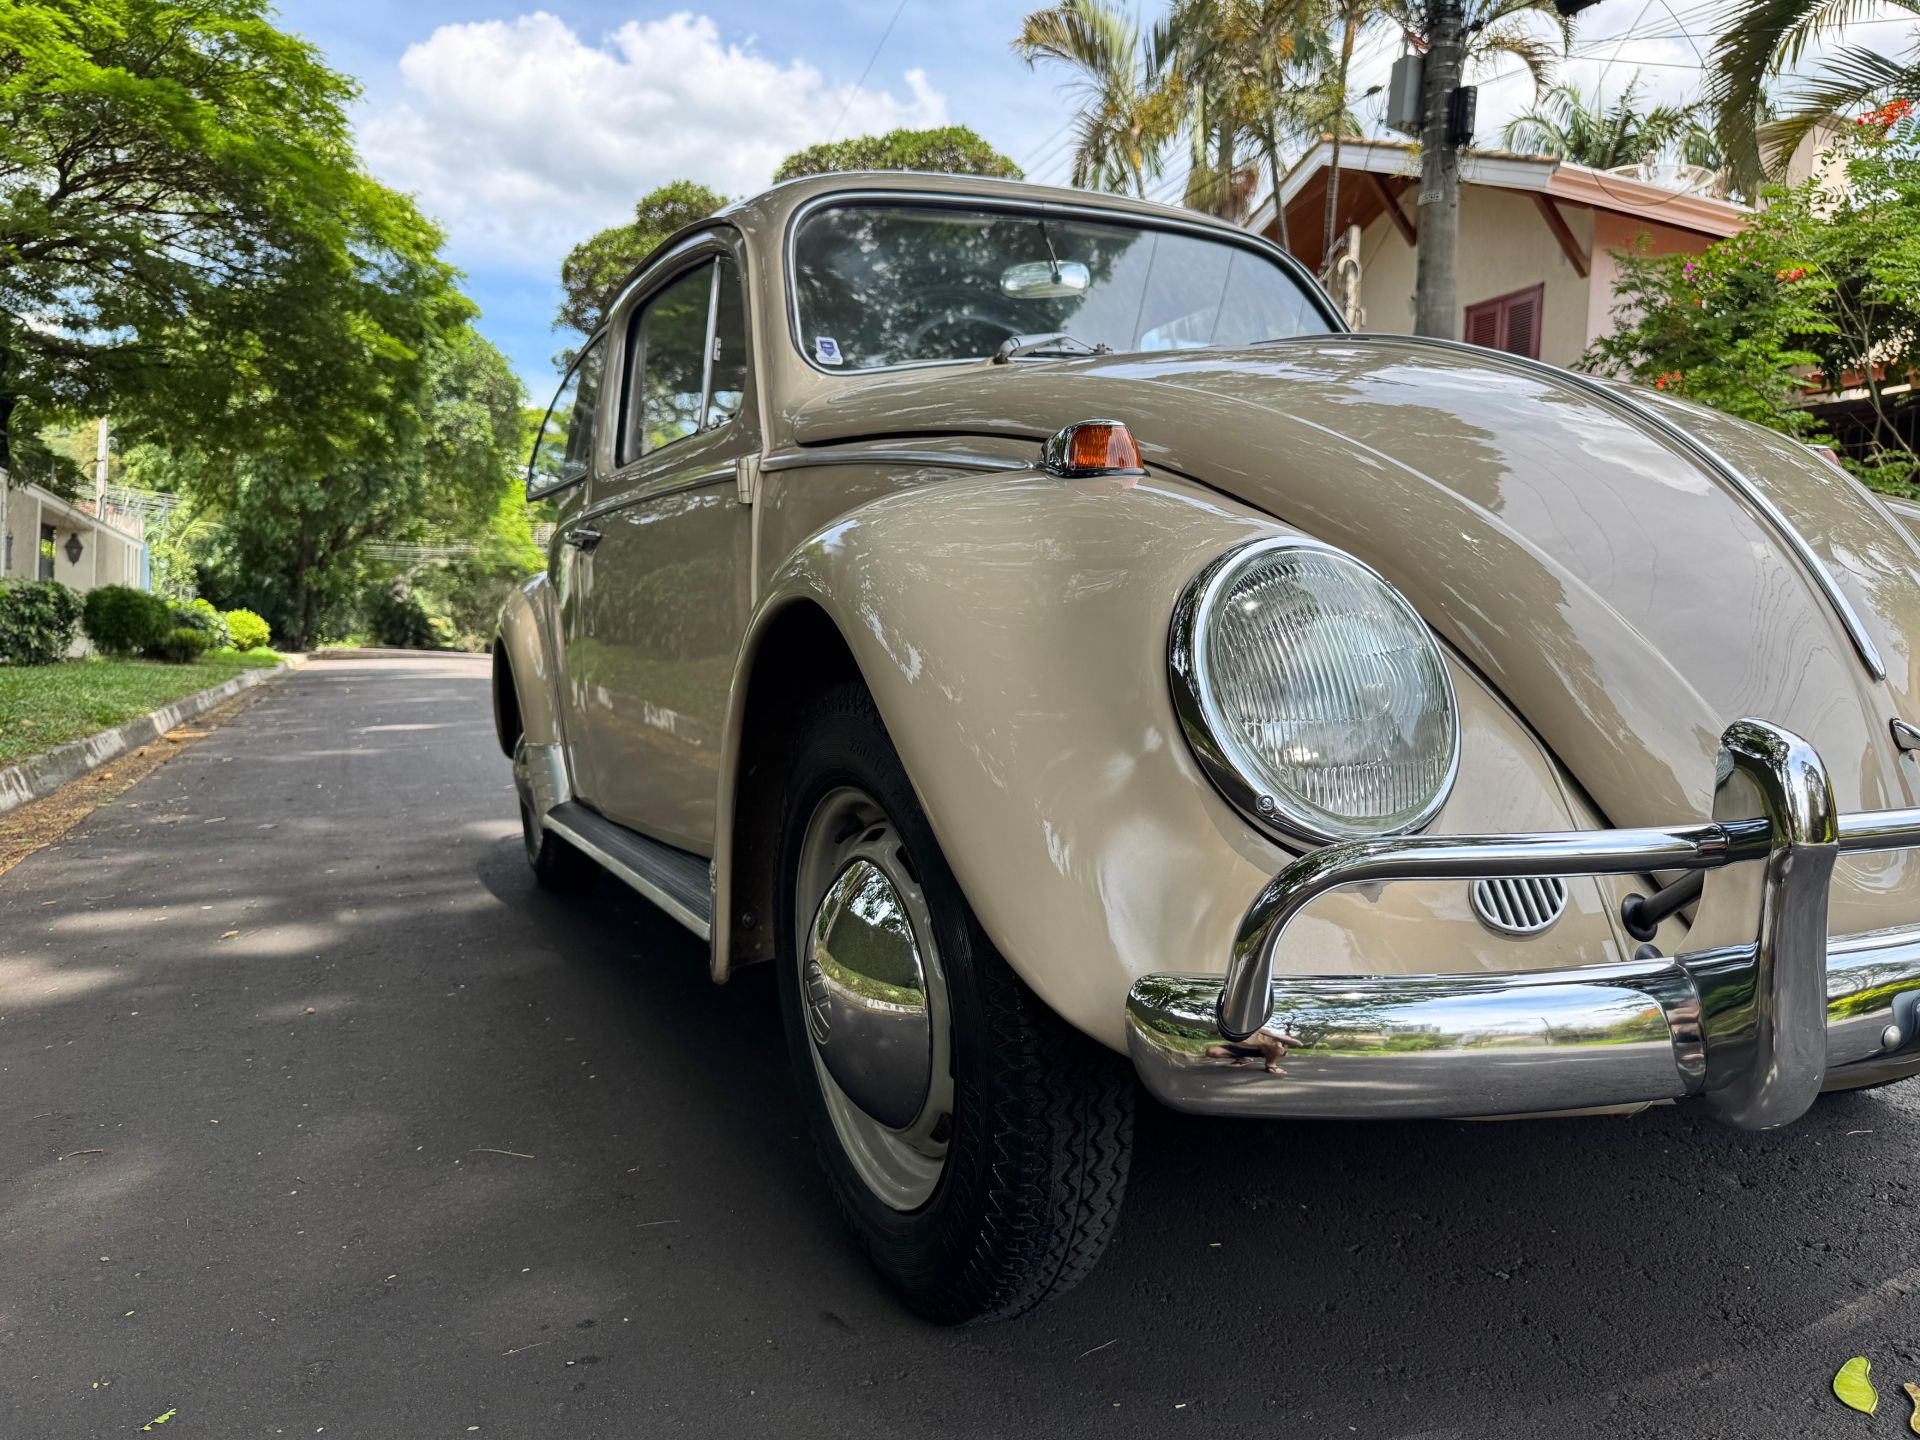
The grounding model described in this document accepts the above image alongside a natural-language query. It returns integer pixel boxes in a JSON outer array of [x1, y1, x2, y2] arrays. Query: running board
[[543, 801, 714, 939]]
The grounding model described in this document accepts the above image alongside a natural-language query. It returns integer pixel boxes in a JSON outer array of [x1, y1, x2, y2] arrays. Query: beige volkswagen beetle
[[494, 170, 1920, 1323]]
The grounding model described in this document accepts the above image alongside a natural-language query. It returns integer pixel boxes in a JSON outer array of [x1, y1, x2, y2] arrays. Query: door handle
[[564, 527, 602, 552]]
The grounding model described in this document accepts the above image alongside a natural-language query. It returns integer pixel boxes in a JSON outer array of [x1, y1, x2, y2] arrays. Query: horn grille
[[1470, 875, 1569, 937]]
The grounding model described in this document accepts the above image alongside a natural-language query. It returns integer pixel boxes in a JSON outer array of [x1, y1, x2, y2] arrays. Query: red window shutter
[[1464, 298, 1501, 349], [1462, 284, 1544, 359], [1502, 285, 1543, 359]]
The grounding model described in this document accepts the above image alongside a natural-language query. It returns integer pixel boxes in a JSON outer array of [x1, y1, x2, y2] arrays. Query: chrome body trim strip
[[759, 446, 1030, 474], [1131, 717, 1920, 1130], [1311, 334, 1888, 682], [580, 463, 740, 522]]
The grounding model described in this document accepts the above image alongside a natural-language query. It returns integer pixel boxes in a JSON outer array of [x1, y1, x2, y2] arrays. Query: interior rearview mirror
[[1000, 259, 1091, 300]]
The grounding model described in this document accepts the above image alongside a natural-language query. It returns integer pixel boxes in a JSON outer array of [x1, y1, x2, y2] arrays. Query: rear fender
[[495, 573, 565, 763]]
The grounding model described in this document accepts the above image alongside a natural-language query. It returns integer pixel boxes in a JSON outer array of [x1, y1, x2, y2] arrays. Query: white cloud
[[360, 11, 946, 272]]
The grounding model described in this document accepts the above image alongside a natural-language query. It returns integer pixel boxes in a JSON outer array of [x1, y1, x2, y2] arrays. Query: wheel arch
[[713, 595, 862, 981]]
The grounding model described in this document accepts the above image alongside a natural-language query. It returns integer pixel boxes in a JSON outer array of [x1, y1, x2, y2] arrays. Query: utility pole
[[1414, 0, 1465, 338]]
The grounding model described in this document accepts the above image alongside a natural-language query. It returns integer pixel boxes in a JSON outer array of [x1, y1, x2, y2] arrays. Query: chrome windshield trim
[[781, 188, 1346, 379], [1309, 334, 1887, 683]]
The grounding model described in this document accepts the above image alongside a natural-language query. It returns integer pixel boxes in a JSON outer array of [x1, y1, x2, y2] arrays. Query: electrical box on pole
[[1386, 54, 1424, 137], [1447, 85, 1477, 149]]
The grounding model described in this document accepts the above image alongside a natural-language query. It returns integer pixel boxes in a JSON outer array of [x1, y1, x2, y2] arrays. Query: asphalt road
[[5, 655, 1919, 1439]]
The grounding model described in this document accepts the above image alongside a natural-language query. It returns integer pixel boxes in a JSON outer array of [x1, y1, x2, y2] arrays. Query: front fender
[[717, 468, 1639, 1052]]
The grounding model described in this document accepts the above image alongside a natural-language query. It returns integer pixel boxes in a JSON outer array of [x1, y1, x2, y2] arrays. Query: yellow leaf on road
[[1834, 1357, 1878, 1415], [219, 930, 238, 939], [1904, 1381, 1920, 1434]]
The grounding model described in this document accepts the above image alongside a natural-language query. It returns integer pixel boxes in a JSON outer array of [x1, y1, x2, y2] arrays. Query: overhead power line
[[827, 0, 911, 143]]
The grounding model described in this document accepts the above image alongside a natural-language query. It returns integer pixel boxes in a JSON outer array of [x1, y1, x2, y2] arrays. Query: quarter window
[[527, 335, 606, 496]]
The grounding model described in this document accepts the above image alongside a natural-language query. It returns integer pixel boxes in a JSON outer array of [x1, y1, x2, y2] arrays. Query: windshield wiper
[[991, 332, 1111, 364]]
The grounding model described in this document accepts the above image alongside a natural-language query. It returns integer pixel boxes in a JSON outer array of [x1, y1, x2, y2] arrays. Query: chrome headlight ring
[[1169, 537, 1461, 848]]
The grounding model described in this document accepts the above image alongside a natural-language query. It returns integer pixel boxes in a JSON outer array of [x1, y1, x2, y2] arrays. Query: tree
[[773, 126, 1022, 182], [1586, 117, 1920, 494], [1583, 228, 1831, 439], [1502, 79, 1720, 170], [1014, 0, 1185, 196], [169, 319, 524, 648], [1708, 0, 1920, 191], [1163, 0, 1325, 223], [0, 0, 414, 474], [554, 181, 729, 342]]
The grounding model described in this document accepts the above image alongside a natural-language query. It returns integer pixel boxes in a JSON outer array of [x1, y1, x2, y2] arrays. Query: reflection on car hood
[[788, 337, 1920, 835]]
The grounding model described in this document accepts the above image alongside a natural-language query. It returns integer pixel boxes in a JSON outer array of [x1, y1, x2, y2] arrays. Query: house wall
[[1, 483, 145, 592], [1354, 185, 1596, 365], [1584, 210, 1720, 355], [1, 485, 36, 578]]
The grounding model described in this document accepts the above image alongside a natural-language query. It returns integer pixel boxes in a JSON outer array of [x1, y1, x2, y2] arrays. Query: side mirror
[[1000, 259, 1090, 300]]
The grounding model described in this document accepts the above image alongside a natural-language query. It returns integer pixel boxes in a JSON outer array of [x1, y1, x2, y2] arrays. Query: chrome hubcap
[[795, 787, 952, 1210]]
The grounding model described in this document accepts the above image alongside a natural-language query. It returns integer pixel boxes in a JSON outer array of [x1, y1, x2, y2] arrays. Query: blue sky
[[268, 1, 1857, 402], [273, 2, 1111, 398]]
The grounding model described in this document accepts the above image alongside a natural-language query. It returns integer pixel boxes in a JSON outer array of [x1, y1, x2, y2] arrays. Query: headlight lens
[[1171, 540, 1459, 844]]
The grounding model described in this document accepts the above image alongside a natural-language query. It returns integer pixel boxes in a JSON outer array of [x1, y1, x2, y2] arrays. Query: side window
[[528, 336, 605, 495], [622, 262, 713, 464], [706, 257, 748, 429]]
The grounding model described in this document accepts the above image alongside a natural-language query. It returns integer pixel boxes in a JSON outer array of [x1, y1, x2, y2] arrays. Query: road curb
[[309, 647, 487, 660], [0, 656, 309, 818]]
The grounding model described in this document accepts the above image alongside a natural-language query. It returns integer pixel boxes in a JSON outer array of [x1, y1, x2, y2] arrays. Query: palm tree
[[1501, 78, 1722, 170], [1014, 0, 1185, 196], [1709, 0, 1920, 192], [1166, 0, 1325, 224]]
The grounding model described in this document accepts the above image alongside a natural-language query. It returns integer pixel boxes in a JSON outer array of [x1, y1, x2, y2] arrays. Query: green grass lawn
[[0, 649, 285, 765]]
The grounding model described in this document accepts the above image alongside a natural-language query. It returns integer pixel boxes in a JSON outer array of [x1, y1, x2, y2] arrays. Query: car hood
[[787, 337, 1920, 834]]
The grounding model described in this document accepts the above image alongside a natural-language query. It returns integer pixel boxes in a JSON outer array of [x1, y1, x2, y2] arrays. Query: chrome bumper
[[1125, 719, 1920, 1129]]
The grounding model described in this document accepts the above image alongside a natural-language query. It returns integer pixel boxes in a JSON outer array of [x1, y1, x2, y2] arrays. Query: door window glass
[[706, 257, 749, 430], [624, 262, 713, 463], [528, 336, 605, 495]]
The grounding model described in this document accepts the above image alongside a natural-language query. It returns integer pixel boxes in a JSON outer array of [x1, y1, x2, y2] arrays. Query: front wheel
[[775, 683, 1134, 1323]]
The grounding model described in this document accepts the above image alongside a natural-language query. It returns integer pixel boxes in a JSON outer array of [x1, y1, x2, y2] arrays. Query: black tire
[[519, 798, 598, 894], [775, 682, 1133, 1324]]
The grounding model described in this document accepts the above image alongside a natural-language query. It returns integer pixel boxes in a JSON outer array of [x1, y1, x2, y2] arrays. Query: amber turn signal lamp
[[1040, 419, 1146, 478]]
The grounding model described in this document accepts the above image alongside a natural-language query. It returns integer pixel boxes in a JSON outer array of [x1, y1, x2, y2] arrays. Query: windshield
[[790, 201, 1334, 372]]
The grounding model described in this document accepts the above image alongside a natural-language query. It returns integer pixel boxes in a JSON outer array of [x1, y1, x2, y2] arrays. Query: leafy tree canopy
[[142, 322, 525, 647], [0, 0, 443, 474], [772, 126, 1023, 184], [1585, 115, 1920, 495], [555, 179, 729, 340]]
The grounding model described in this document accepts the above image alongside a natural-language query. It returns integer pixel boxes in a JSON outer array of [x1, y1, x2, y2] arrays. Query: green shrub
[[174, 597, 231, 650], [0, 579, 83, 665], [153, 626, 212, 663], [83, 585, 173, 657], [224, 608, 271, 651]]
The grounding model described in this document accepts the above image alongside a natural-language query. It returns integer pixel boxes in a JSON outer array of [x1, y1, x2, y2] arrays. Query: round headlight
[[1170, 539, 1459, 845]]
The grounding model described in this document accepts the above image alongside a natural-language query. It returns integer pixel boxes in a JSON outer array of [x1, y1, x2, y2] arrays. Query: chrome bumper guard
[[1126, 719, 1920, 1130]]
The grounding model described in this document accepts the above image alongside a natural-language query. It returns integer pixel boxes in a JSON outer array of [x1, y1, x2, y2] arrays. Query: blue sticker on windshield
[[814, 336, 844, 366]]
